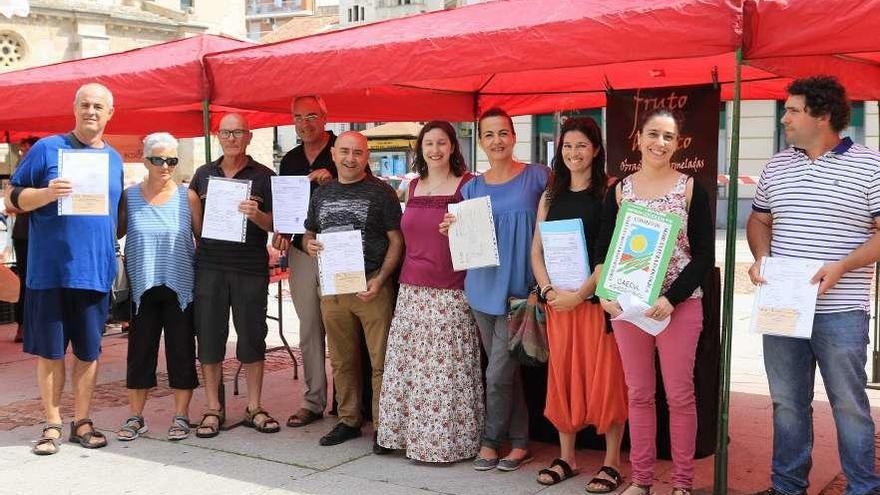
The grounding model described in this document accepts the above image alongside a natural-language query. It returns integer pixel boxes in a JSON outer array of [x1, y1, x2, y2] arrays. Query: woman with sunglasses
[[116, 132, 200, 441]]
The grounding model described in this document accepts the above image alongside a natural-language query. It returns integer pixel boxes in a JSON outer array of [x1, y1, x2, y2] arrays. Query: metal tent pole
[[713, 47, 743, 494], [202, 99, 212, 165]]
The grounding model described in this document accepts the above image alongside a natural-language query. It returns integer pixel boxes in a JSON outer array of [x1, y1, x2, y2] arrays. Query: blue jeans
[[764, 310, 880, 495]]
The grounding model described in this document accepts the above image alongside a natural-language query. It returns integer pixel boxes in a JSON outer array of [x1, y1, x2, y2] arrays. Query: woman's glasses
[[146, 156, 179, 167]]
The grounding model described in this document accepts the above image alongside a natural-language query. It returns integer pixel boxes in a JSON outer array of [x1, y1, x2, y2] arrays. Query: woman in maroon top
[[376, 121, 482, 462]]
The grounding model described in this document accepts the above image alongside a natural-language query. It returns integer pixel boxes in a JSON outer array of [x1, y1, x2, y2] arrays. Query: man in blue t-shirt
[[4, 83, 123, 455]]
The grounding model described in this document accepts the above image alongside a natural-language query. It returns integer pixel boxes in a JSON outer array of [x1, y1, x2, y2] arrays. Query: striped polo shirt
[[753, 137, 880, 313], [124, 184, 195, 313]]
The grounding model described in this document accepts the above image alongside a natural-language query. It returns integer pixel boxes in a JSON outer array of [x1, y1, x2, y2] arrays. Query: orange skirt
[[544, 301, 628, 434]]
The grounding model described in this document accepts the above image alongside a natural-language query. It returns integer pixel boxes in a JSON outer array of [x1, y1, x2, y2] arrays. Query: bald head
[[218, 112, 252, 160], [332, 131, 370, 184], [73, 82, 114, 140], [219, 112, 250, 132], [74, 83, 114, 109], [336, 131, 367, 149]]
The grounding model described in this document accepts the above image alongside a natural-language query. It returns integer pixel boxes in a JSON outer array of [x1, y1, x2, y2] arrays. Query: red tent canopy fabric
[[743, 0, 880, 100], [0, 34, 290, 139], [207, 0, 785, 121]]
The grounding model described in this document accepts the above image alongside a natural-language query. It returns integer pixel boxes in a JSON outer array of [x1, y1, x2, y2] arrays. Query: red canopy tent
[[743, 0, 880, 100], [205, 0, 790, 121], [0, 34, 290, 140]]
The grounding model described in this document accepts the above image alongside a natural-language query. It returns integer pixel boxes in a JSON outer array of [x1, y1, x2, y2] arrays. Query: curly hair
[[787, 76, 850, 133], [412, 120, 467, 178], [547, 117, 607, 203]]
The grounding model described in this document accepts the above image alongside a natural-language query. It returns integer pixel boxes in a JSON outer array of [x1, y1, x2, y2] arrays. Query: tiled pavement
[[0, 243, 878, 493]]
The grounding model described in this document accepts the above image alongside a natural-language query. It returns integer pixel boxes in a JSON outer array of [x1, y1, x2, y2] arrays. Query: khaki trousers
[[320, 277, 394, 428], [288, 247, 327, 414]]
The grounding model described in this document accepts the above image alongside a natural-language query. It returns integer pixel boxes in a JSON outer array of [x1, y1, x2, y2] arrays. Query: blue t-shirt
[[10, 134, 123, 292], [461, 163, 549, 315]]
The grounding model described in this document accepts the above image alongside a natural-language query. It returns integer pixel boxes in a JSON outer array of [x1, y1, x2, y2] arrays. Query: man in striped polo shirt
[[748, 76, 880, 495]]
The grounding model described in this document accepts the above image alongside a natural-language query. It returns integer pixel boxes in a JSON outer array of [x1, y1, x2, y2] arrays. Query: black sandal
[[32, 423, 63, 456], [585, 465, 623, 494], [195, 409, 224, 439], [68, 418, 108, 449], [537, 458, 579, 486]]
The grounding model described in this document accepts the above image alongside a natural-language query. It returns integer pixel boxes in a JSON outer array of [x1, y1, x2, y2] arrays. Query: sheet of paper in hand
[[447, 196, 500, 271], [596, 201, 682, 305], [317, 230, 368, 295], [540, 218, 590, 291], [57, 149, 110, 216], [202, 176, 251, 243], [271, 176, 310, 234], [750, 256, 823, 339]]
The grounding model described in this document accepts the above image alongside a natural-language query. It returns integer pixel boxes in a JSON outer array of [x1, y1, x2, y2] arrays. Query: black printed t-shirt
[[189, 156, 275, 275], [279, 131, 337, 250], [304, 174, 402, 273]]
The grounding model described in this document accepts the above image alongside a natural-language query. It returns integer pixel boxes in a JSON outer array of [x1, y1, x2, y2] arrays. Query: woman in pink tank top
[[376, 121, 482, 463], [597, 109, 714, 495]]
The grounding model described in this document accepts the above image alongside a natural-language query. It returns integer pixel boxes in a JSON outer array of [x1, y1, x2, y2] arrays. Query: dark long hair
[[412, 120, 467, 178], [477, 107, 515, 137], [547, 117, 607, 202]]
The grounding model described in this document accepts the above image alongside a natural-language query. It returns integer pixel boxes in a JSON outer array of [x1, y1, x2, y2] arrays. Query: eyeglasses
[[293, 113, 321, 124], [146, 156, 179, 167], [218, 129, 248, 139]]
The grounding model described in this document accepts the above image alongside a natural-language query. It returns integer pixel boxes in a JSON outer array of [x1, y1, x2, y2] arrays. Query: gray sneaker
[[497, 453, 534, 472], [473, 456, 500, 471]]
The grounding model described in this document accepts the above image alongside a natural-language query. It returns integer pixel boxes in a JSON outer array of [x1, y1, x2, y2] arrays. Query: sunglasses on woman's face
[[146, 156, 179, 167]]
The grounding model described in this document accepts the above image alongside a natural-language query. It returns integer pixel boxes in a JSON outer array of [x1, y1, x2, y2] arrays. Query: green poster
[[596, 201, 683, 305]]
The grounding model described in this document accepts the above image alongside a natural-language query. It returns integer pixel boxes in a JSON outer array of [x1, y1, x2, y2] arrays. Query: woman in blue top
[[441, 107, 549, 472], [116, 132, 200, 442]]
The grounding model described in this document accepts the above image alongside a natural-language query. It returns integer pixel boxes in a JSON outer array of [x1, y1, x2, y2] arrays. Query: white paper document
[[317, 230, 368, 295], [271, 176, 310, 234], [540, 219, 590, 291], [57, 150, 110, 216], [612, 293, 671, 336], [448, 196, 500, 271], [202, 176, 251, 243], [750, 256, 824, 339]]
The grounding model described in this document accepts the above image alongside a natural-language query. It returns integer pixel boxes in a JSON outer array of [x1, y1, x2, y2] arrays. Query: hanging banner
[[606, 83, 721, 459], [606, 84, 720, 225]]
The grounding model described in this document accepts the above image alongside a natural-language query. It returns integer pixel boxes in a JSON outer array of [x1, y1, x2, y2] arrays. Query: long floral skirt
[[377, 284, 484, 462]]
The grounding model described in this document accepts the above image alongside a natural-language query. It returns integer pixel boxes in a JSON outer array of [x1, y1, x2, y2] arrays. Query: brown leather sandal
[[68, 418, 108, 449], [32, 423, 63, 456], [287, 408, 322, 428], [243, 406, 280, 433]]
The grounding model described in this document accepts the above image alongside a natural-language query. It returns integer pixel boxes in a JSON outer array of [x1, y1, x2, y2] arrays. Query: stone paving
[[0, 234, 878, 494]]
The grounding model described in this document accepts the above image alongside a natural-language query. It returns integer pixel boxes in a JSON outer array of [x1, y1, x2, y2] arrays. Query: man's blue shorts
[[23, 288, 109, 362]]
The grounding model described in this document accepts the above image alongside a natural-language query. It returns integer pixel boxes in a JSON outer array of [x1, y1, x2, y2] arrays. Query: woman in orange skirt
[[530, 117, 628, 492]]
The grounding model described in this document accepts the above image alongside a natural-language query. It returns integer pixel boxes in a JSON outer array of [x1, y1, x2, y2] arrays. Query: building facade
[[0, 0, 275, 181]]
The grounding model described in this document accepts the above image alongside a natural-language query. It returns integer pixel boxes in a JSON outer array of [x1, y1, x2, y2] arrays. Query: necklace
[[423, 172, 452, 196]]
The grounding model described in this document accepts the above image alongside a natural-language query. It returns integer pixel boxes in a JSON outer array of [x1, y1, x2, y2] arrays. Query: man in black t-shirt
[[189, 113, 280, 438], [303, 131, 402, 452], [272, 96, 336, 428]]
